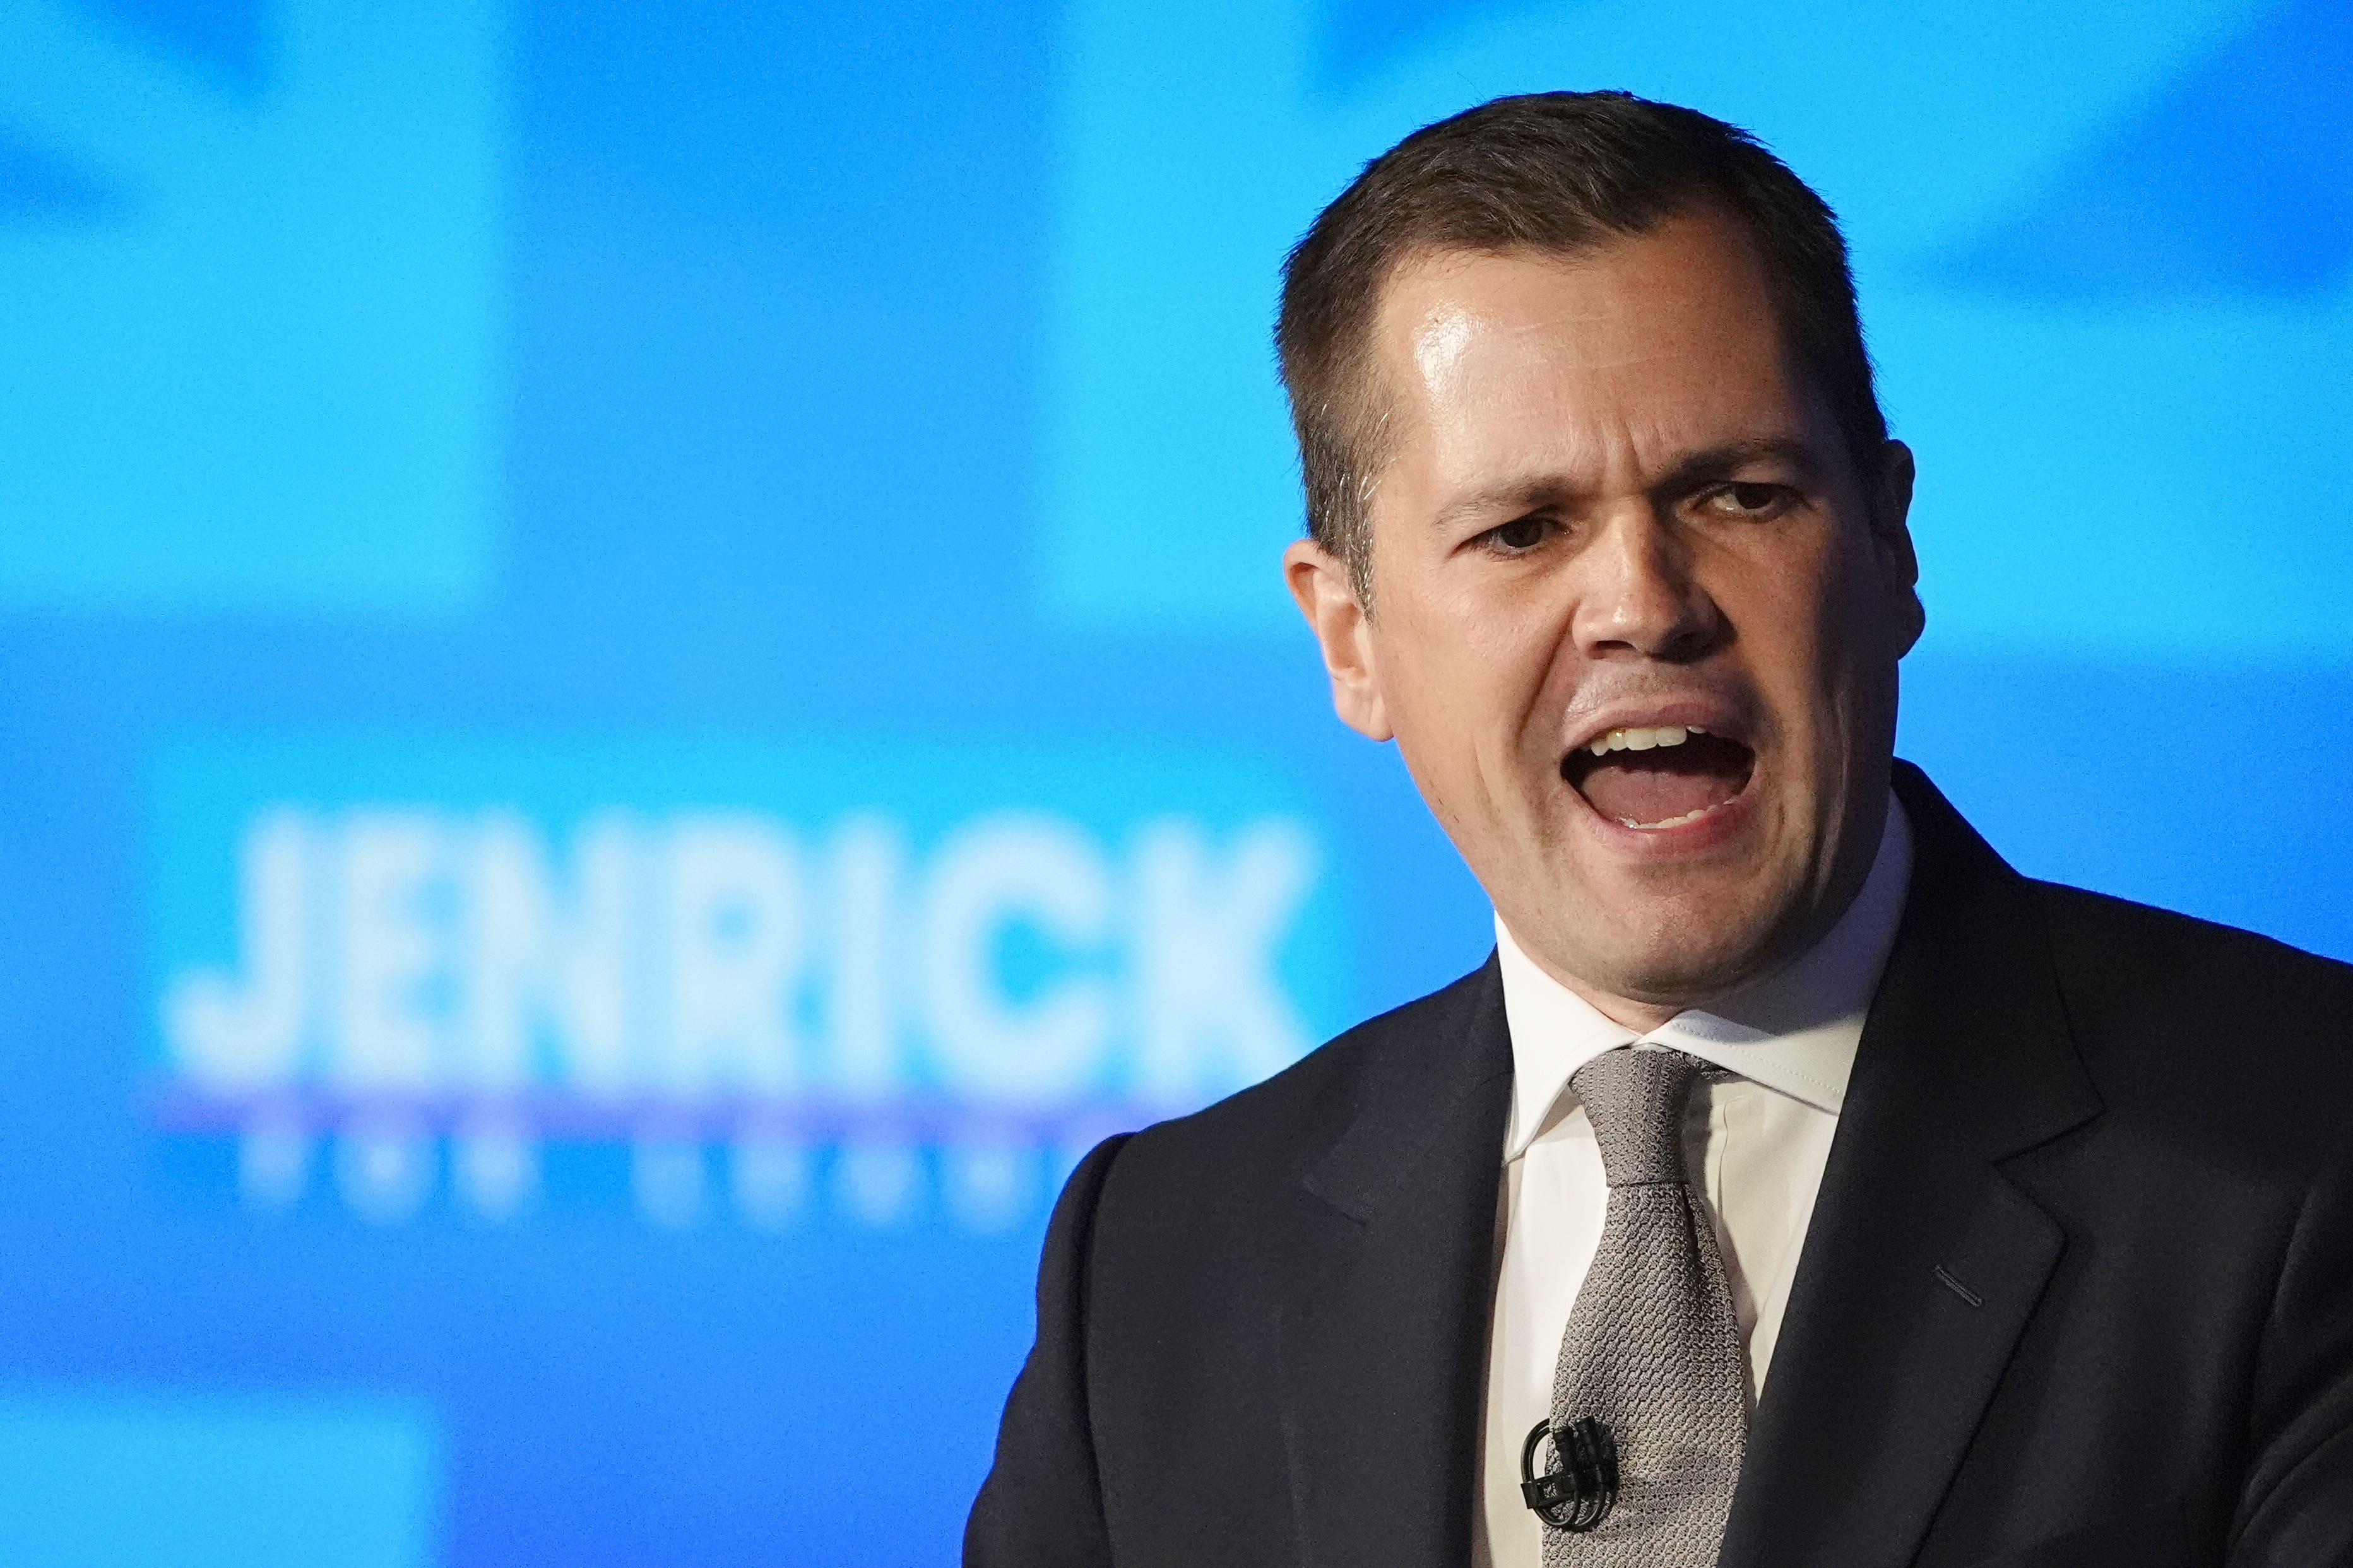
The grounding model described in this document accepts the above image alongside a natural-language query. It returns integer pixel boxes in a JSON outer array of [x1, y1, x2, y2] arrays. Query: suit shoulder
[[2030, 880, 2353, 1150], [1103, 958, 1498, 1201], [2031, 880, 2353, 1018]]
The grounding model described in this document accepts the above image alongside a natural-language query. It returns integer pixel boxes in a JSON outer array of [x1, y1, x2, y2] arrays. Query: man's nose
[[1569, 510, 1721, 663]]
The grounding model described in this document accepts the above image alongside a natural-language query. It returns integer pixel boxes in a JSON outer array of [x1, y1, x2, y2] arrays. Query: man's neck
[[1514, 800, 1912, 1039], [1551, 973, 1681, 1035]]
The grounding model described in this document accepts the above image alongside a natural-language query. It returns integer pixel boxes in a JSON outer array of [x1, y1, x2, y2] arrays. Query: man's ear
[[1283, 537, 1393, 741], [1871, 440, 1926, 656]]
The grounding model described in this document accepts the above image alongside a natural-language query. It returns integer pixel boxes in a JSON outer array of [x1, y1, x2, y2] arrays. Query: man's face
[[1286, 211, 1923, 1015]]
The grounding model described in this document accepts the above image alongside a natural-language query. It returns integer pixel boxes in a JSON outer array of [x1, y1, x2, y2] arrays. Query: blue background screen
[[1, 0, 2347, 1560]]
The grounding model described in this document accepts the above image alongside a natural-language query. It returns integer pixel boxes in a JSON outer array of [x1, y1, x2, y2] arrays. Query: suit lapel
[[1279, 958, 1515, 1568], [1720, 765, 2103, 1568]]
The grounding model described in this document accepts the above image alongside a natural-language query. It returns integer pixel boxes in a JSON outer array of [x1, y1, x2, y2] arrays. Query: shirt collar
[[1496, 796, 1914, 1162]]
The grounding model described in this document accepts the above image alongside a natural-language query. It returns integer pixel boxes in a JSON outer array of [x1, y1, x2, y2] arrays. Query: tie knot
[[1570, 1047, 1700, 1188]]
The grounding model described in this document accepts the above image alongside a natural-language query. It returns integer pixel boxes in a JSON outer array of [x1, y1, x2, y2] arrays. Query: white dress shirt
[[1474, 801, 1914, 1567]]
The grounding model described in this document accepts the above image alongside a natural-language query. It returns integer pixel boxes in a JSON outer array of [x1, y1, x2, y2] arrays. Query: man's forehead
[[1366, 225, 1804, 485], [1374, 220, 1782, 384]]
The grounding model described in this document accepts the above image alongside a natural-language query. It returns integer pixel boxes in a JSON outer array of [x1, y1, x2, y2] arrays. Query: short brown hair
[[1276, 91, 1888, 602]]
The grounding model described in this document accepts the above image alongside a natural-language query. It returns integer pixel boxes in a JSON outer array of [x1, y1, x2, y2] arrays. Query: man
[[967, 91, 2353, 1567]]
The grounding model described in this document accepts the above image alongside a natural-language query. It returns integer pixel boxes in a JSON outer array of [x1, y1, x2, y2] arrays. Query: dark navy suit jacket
[[967, 765, 2353, 1567]]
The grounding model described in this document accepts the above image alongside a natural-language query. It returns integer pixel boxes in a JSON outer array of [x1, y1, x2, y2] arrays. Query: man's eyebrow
[[1430, 475, 1585, 531], [1649, 438, 1823, 498], [1429, 439, 1825, 530]]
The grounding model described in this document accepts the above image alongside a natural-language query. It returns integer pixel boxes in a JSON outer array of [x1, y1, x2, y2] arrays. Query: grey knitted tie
[[1541, 1047, 1746, 1567]]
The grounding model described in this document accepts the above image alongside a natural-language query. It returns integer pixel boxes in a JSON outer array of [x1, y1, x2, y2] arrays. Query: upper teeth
[[1586, 724, 1705, 757]]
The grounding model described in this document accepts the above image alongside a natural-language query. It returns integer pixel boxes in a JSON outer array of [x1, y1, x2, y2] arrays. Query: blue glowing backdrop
[[0, 0, 2347, 1560]]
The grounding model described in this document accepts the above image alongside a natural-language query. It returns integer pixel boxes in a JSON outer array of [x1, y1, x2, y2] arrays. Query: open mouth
[[1560, 724, 1756, 831]]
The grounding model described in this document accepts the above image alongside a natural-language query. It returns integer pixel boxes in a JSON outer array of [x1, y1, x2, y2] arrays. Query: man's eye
[[1486, 516, 1551, 552], [1706, 483, 1791, 518]]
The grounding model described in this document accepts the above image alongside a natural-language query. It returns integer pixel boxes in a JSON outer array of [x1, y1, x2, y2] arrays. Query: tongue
[[1577, 754, 1743, 826]]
